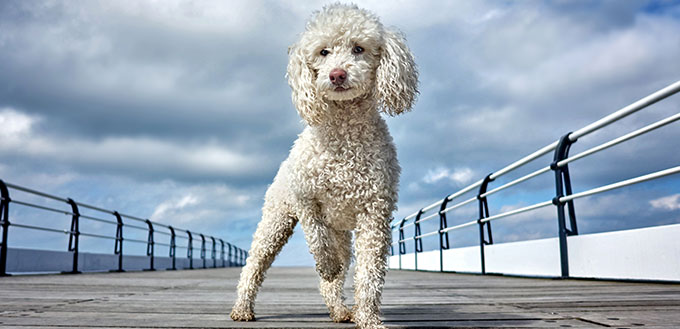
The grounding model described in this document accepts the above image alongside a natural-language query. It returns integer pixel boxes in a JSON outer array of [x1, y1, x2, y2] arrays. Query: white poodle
[[231, 4, 418, 328]]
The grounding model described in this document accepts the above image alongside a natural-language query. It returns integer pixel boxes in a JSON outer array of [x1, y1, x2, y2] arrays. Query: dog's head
[[287, 4, 419, 126]]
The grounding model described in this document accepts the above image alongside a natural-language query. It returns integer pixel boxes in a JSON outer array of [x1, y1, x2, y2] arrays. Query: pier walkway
[[1, 267, 679, 328]]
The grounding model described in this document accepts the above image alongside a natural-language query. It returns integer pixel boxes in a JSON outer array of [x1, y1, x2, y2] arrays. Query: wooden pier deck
[[1, 267, 679, 328]]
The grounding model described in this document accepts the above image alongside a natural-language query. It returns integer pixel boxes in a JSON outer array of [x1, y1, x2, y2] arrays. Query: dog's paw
[[353, 307, 386, 329], [230, 306, 255, 322], [357, 320, 387, 329], [329, 305, 353, 323]]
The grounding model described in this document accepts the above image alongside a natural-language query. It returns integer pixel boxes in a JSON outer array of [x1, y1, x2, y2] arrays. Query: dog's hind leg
[[230, 202, 297, 321], [319, 229, 353, 323]]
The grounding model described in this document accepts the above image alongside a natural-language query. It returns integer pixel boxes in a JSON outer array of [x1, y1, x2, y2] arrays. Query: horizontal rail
[[10, 223, 73, 235], [569, 80, 680, 141], [126, 238, 151, 244], [440, 220, 479, 233], [560, 166, 680, 203], [74, 201, 115, 215], [80, 232, 117, 241], [10, 199, 73, 216], [80, 214, 118, 226], [4, 182, 69, 203], [559, 112, 680, 167], [479, 201, 554, 224], [125, 223, 151, 231]]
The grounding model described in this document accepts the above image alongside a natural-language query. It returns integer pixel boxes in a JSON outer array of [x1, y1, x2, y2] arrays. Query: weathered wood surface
[[1, 266, 679, 328]]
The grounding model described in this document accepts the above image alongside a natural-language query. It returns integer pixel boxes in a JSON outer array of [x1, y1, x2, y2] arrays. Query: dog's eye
[[352, 46, 364, 54], [320, 49, 330, 56]]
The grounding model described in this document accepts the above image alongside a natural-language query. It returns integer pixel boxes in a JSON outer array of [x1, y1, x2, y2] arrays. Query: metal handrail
[[398, 109, 680, 232], [391, 80, 680, 278], [0, 180, 248, 275], [396, 80, 680, 225]]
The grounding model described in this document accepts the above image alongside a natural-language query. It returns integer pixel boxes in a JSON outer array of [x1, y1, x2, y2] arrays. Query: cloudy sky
[[1, 0, 679, 266]]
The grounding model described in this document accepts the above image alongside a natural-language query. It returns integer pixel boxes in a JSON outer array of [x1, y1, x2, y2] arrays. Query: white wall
[[442, 246, 481, 273], [486, 237, 561, 277], [569, 223, 680, 281], [4, 247, 227, 274], [389, 223, 680, 282]]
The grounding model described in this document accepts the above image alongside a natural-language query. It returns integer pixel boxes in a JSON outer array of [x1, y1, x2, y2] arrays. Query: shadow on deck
[[1, 267, 679, 328]]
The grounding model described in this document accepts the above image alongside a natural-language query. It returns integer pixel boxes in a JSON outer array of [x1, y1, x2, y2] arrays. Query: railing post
[[168, 226, 177, 270], [439, 195, 452, 272], [413, 209, 424, 271], [219, 239, 225, 267], [390, 223, 394, 257], [65, 198, 81, 274], [552, 133, 579, 278], [477, 174, 495, 275], [210, 236, 216, 268], [0, 180, 11, 276], [145, 219, 155, 271], [227, 242, 232, 267], [112, 211, 124, 272], [187, 231, 193, 269], [200, 234, 207, 269], [398, 218, 407, 270]]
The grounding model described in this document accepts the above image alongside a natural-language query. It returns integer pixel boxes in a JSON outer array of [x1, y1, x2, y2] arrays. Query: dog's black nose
[[329, 69, 347, 86]]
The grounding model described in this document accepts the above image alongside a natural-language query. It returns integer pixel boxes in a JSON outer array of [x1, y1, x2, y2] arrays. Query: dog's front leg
[[231, 202, 298, 322], [352, 211, 391, 329], [299, 207, 343, 281], [319, 229, 353, 323]]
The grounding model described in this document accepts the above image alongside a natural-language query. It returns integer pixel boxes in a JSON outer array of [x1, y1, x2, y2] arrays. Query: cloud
[[0, 107, 37, 141], [151, 194, 199, 222], [423, 166, 475, 186], [0, 0, 303, 151], [650, 194, 680, 211], [0, 107, 273, 182]]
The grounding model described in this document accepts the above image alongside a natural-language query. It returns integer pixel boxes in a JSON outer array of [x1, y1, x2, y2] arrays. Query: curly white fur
[[231, 4, 418, 329]]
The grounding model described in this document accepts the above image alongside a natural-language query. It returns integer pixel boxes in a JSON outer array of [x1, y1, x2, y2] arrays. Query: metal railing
[[0, 181, 248, 276], [391, 80, 680, 278]]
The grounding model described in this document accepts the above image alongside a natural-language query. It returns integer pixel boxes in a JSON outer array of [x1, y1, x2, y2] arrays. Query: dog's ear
[[287, 43, 326, 126], [376, 29, 419, 116]]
